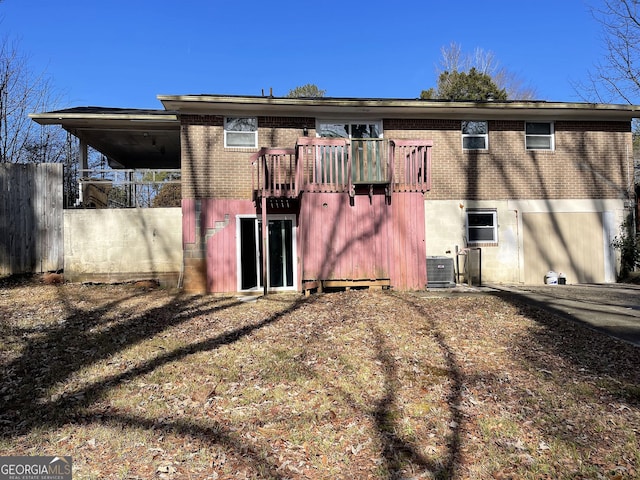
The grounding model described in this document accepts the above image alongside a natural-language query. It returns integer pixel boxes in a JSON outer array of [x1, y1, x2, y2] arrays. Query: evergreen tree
[[421, 68, 507, 101]]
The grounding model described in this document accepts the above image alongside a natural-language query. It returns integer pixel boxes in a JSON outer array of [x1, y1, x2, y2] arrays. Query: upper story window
[[224, 117, 258, 148], [462, 121, 488, 150], [466, 209, 498, 244], [525, 122, 554, 150], [316, 121, 382, 139]]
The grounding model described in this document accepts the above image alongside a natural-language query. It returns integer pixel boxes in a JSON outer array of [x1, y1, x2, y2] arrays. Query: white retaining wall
[[64, 208, 182, 286]]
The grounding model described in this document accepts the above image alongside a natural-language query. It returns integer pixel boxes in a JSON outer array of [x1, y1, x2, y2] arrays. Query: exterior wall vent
[[426, 256, 455, 288]]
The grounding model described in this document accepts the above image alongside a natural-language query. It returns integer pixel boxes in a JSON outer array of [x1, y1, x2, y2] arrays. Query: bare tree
[[579, 0, 640, 104], [431, 42, 538, 100], [0, 35, 66, 163]]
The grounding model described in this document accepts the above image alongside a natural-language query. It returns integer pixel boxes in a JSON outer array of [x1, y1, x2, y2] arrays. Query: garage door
[[523, 212, 604, 284]]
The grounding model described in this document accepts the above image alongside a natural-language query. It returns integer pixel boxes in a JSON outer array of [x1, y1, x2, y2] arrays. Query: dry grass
[[1, 277, 639, 479]]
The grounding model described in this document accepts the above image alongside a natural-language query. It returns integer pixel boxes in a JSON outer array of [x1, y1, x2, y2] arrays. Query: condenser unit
[[426, 256, 455, 288]]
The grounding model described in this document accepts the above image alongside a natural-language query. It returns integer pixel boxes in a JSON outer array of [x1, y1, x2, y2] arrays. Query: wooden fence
[[0, 163, 63, 275]]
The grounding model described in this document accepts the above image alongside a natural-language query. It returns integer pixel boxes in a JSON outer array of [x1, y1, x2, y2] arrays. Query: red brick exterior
[[180, 115, 315, 293], [384, 119, 632, 200], [181, 115, 314, 200], [180, 113, 633, 293], [182, 116, 632, 202]]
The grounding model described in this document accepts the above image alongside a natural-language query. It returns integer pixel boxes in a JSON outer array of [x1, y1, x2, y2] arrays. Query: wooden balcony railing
[[249, 147, 296, 198], [297, 137, 350, 193], [250, 138, 432, 199], [389, 139, 433, 192]]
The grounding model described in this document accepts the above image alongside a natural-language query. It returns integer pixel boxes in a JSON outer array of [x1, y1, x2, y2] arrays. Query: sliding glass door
[[238, 215, 296, 291]]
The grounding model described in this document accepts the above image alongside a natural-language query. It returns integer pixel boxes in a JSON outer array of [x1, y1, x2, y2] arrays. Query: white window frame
[[461, 121, 488, 150], [466, 209, 498, 244], [525, 121, 555, 150], [224, 117, 258, 148], [236, 214, 298, 292]]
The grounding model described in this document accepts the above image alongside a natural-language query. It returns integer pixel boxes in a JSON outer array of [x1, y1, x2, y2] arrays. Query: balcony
[[250, 138, 432, 199]]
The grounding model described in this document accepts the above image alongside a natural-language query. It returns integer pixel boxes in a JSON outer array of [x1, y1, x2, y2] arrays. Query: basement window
[[224, 117, 258, 148], [466, 209, 497, 244]]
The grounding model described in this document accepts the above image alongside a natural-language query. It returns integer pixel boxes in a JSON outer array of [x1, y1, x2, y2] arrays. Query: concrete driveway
[[486, 283, 640, 347]]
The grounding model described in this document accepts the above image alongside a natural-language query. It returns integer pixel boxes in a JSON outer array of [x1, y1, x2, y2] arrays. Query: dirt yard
[[1, 277, 639, 479]]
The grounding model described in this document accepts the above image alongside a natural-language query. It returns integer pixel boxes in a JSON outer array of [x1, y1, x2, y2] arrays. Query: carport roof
[[29, 107, 180, 169]]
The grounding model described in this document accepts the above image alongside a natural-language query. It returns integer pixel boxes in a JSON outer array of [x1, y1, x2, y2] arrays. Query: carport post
[[79, 139, 88, 171], [78, 139, 89, 204]]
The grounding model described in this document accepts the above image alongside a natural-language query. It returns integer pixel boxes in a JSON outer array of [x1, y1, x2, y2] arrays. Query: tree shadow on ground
[[1, 284, 476, 479], [476, 290, 640, 478], [0, 282, 312, 461], [2, 289, 233, 432], [247, 290, 466, 480], [71, 410, 289, 479], [496, 292, 640, 406], [370, 323, 459, 480], [371, 294, 465, 479]]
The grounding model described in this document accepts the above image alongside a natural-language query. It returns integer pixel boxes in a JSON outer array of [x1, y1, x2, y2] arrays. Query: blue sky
[[1, 0, 606, 110]]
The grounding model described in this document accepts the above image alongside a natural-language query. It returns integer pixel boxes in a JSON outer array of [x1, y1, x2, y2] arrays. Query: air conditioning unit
[[426, 256, 455, 288]]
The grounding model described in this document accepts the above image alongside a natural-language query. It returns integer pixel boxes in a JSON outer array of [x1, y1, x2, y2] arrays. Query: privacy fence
[[0, 163, 63, 275]]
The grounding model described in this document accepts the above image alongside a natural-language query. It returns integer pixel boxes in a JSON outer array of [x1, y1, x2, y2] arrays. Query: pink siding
[[184, 194, 425, 293], [182, 198, 196, 246], [204, 200, 256, 293], [300, 192, 426, 290], [182, 198, 255, 293], [386, 193, 426, 289]]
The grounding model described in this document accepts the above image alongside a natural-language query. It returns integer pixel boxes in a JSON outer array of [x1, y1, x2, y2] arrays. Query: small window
[[466, 210, 497, 244], [462, 121, 488, 150], [525, 122, 554, 150], [224, 117, 258, 148]]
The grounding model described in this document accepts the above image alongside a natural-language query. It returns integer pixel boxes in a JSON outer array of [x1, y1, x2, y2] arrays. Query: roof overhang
[[29, 108, 180, 169], [158, 94, 640, 121], [30, 96, 640, 170]]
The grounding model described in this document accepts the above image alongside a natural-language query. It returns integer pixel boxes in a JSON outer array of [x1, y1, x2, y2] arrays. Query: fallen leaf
[[538, 441, 551, 451]]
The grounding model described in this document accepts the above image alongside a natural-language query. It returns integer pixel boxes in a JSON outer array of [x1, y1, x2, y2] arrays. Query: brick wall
[[181, 115, 314, 200], [182, 116, 632, 202], [385, 119, 632, 200]]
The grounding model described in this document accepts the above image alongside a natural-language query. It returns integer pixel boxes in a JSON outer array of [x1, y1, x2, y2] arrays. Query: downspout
[[627, 144, 631, 200], [626, 143, 636, 226], [512, 208, 521, 283]]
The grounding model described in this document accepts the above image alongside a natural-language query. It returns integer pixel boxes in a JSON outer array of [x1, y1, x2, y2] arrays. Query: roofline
[[157, 94, 640, 121], [29, 96, 640, 126], [29, 110, 179, 127]]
